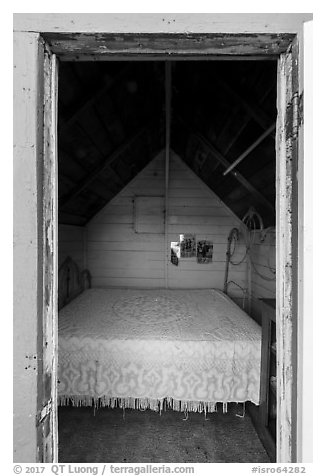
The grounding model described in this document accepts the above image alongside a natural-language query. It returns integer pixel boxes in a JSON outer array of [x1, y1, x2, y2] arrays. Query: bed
[[58, 257, 262, 414]]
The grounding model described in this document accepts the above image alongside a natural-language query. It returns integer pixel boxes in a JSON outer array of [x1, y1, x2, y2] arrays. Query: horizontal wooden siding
[[87, 150, 246, 295]]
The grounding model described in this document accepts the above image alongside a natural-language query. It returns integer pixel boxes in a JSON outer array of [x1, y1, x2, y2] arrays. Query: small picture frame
[[197, 240, 213, 264], [180, 234, 196, 258]]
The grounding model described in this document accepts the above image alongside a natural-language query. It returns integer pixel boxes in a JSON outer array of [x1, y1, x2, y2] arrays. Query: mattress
[[58, 288, 261, 412]]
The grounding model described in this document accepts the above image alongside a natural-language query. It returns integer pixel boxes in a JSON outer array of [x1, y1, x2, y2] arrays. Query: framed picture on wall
[[180, 234, 196, 258], [197, 240, 213, 264]]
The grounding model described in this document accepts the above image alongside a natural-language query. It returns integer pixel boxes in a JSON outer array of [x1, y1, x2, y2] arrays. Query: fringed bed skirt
[[58, 395, 230, 414]]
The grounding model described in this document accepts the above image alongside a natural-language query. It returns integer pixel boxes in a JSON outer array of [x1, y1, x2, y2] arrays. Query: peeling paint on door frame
[[13, 14, 309, 463], [37, 41, 59, 463]]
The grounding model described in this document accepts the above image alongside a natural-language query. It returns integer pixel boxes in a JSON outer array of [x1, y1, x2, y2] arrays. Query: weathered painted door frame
[[13, 13, 311, 463], [38, 44, 59, 463], [276, 38, 300, 463]]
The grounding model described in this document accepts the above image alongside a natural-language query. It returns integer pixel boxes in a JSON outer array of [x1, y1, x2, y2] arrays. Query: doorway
[[57, 58, 277, 463], [13, 18, 306, 463]]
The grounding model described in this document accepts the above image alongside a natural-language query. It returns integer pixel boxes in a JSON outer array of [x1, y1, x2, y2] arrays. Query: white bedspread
[[58, 288, 261, 412]]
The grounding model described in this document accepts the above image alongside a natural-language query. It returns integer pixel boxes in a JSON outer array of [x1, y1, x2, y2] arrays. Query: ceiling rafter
[[217, 77, 275, 134], [74, 121, 124, 187], [58, 146, 92, 185], [222, 79, 275, 157], [178, 118, 275, 215], [58, 145, 125, 201], [59, 144, 93, 173], [195, 69, 276, 172], [59, 124, 151, 209], [223, 122, 276, 176], [57, 61, 276, 227], [59, 64, 131, 134]]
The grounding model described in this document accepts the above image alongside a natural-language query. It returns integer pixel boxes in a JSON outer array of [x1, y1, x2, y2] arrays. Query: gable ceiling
[[58, 60, 277, 227]]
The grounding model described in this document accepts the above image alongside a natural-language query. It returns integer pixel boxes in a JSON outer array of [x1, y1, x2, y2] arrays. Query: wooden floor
[[58, 403, 271, 463]]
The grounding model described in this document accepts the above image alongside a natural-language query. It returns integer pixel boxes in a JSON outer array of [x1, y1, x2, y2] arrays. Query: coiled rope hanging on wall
[[224, 207, 276, 296]]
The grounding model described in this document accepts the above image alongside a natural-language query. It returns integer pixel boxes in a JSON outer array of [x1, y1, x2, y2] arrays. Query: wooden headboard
[[58, 256, 91, 310]]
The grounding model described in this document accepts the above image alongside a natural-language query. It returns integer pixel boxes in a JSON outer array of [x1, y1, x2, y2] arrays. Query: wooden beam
[[59, 125, 148, 208], [74, 121, 124, 186], [59, 143, 127, 200], [165, 61, 171, 288], [222, 77, 276, 156], [218, 77, 275, 133], [223, 123, 276, 176], [58, 146, 92, 178], [59, 65, 130, 133], [178, 118, 275, 215], [198, 72, 276, 172], [59, 54, 279, 62], [42, 32, 295, 59]]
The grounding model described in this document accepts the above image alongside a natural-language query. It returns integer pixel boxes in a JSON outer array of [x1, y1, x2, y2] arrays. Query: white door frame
[[13, 13, 312, 463]]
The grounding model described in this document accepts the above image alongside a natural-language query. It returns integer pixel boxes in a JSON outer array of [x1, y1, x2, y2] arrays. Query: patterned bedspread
[[58, 288, 261, 412]]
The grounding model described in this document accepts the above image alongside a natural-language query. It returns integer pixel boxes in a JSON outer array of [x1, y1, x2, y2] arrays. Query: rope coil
[[224, 207, 276, 296]]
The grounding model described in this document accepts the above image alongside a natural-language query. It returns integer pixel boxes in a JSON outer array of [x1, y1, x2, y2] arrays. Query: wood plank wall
[[58, 224, 86, 271], [87, 151, 166, 288], [86, 149, 247, 296], [167, 152, 247, 294]]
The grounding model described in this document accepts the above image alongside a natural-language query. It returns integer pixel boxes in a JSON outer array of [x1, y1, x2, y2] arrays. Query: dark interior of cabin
[[58, 60, 276, 227], [57, 59, 277, 463]]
